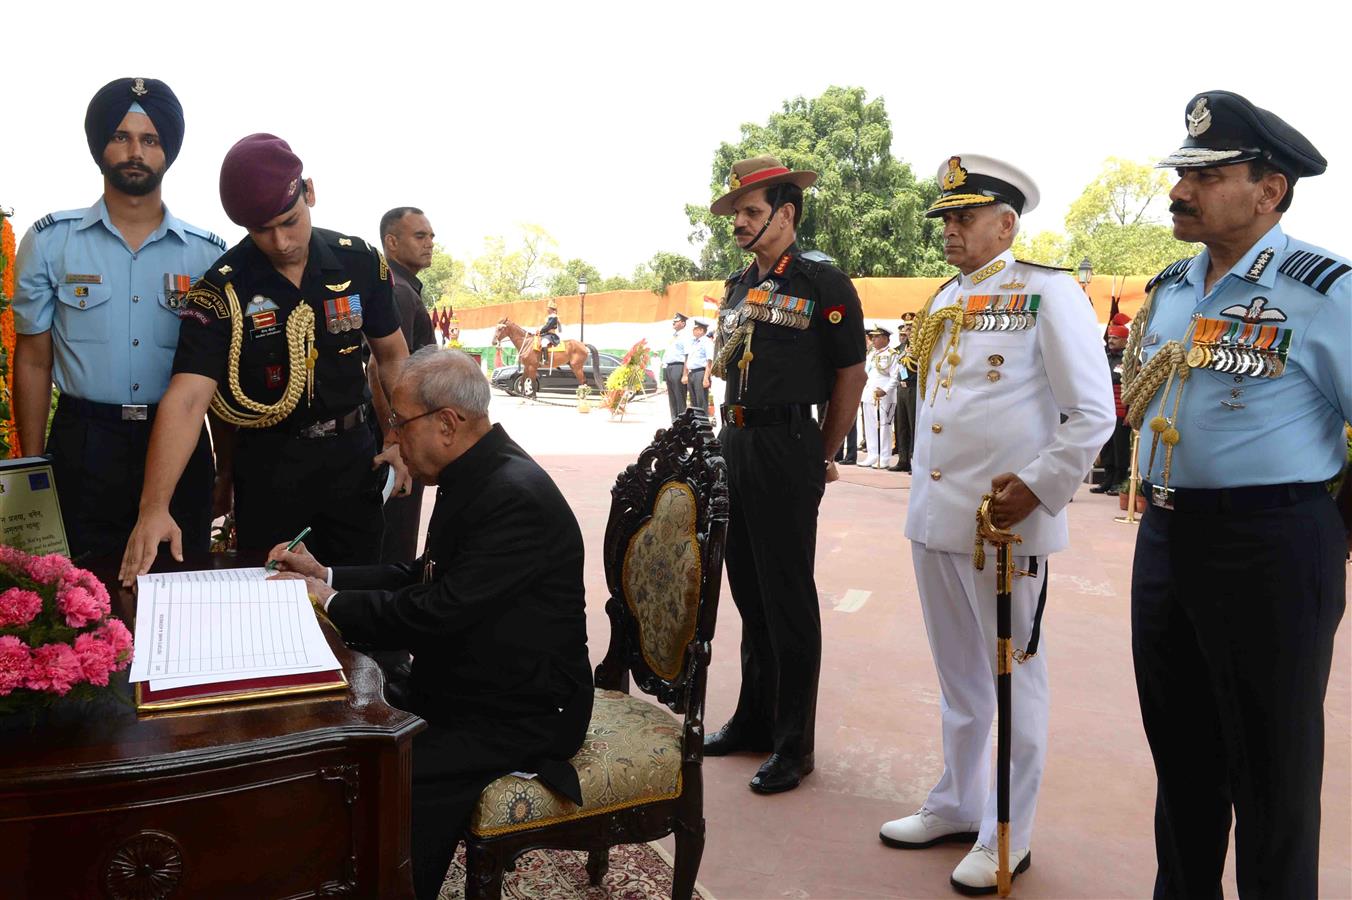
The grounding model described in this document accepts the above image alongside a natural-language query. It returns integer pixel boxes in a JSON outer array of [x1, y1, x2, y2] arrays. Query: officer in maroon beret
[[120, 133, 411, 582]]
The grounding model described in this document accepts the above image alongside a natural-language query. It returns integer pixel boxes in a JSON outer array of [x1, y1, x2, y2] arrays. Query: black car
[[490, 351, 659, 396]]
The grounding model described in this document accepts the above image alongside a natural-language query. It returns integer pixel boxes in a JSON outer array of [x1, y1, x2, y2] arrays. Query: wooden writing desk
[[0, 553, 425, 899]]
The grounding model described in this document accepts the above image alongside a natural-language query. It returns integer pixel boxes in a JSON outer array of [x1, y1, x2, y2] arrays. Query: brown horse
[[492, 318, 602, 397]]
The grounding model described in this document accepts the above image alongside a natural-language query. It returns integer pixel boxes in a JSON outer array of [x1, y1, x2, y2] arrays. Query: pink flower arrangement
[[0, 546, 131, 709]]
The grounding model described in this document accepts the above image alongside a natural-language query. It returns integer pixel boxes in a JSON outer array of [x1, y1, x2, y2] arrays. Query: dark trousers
[[664, 363, 687, 422], [893, 383, 916, 466], [233, 423, 384, 565], [719, 410, 825, 756], [1100, 418, 1132, 486], [409, 725, 503, 899], [687, 367, 709, 414], [1131, 489, 1345, 898], [47, 397, 212, 560]]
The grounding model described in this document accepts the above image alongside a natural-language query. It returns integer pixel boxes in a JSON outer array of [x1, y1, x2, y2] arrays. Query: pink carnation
[[96, 619, 134, 667], [57, 584, 105, 629], [0, 545, 30, 572], [26, 553, 74, 585], [26, 642, 83, 695], [0, 635, 31, 696], [73, 632, 118, 686], [0, 587, 43, 628]]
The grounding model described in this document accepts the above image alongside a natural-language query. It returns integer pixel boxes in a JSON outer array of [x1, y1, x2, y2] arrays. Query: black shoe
[[1105, 488, 1120, 496], [886, 462, 911, 472], [838, 456, 856, 466], [1089, 484, 1110, 494], [704, 724, 773, 757], [749, 752, 814, 794]]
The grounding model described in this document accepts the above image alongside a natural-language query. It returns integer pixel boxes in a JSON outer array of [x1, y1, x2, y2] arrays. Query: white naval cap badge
[[131, 77, 148, 97], [1187, 97, 1212, 136], [941, 157, 968, 191]]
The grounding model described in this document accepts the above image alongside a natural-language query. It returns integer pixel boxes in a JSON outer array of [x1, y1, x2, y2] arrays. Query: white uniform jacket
[[865, 346, 902, 404], [905, 250, 1114, 556]]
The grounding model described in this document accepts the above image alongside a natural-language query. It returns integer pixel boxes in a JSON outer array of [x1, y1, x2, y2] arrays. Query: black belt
[[264, 406, 368, 439], [1143, 481, 1327, 513], [721, 403, 813, 428], [666, 360, 685, 366], [56, 395, 155, 422]]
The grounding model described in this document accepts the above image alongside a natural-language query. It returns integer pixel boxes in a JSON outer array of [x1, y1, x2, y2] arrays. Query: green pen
[[265, 526, 312, 573]]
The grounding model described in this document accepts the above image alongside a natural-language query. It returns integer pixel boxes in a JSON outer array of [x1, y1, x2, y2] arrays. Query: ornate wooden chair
[[463, 409, 728, 899]]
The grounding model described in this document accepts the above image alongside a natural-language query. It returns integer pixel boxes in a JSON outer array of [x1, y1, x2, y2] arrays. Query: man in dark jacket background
[[270, 347, 592, 899]]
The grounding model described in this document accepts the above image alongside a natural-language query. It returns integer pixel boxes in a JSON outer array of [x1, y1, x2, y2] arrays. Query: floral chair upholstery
[[464, 410, 728, 900]]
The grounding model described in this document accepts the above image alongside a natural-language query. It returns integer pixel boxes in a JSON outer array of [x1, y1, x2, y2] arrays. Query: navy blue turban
[[84, 77, 185, 168]]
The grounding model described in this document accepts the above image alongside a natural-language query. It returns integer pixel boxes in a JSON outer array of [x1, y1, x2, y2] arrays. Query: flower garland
[[0, 209, 17, 458], [0, 546, 132, 712]]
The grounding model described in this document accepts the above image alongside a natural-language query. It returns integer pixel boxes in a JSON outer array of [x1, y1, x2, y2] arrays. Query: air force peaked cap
[[1157, 90, 1326, 178]]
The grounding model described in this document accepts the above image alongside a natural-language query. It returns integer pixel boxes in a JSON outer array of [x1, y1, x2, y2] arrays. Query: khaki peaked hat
[[710, 155, 818, 216]]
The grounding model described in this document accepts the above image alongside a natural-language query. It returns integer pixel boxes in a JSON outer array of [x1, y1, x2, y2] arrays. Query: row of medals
[[963, 309, 1035, 331], [1186, 339, 1284, 378], [328, 311, 363, 334]]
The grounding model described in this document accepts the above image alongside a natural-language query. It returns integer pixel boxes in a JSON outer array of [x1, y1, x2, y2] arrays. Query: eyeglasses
[[387, 407, 444, 431]]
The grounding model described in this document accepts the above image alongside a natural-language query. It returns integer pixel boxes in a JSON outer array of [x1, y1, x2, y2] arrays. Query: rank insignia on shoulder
[[326, 280, 352, 293], [826, 304, 845, 324], [1278, 250, 1352, 295], [218, 264, 233, 276], [1146, 257, 1193, 293], [338, 237, 353, 247], [377, 252, 389, 282]]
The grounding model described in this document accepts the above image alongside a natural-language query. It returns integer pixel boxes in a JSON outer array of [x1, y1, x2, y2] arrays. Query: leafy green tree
[[464, 224, 562, 304], [546, 258, 603, 299], [686, 86, 947, 278], [1015, 158, 1197, 274], [418, 244, 464, 308]]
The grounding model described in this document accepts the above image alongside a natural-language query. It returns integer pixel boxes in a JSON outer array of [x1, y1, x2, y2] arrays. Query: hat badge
[[1187, 97, 1212, 137], [729, 170, 742, 190], [286, 178, 299, 197], [131, 78, 148, 97], [941, 157, 968, 191]]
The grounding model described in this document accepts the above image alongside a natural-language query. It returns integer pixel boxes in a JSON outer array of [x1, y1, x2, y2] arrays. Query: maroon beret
[[219, 133, 304, 228]]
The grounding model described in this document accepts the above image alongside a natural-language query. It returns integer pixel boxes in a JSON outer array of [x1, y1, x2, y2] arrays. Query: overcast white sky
[[4, 0, 1349, 278]]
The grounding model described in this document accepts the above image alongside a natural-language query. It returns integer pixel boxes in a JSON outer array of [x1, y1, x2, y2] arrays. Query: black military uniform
[[174, 227, 400, 564], [539, 309, 562, 349], [714, 243, 865, 774]]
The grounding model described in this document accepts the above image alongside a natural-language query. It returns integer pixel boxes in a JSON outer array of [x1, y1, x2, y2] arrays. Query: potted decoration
[[0, 546, 132, 715], [576, 384, 593, 413], [1118, 482, 1147, 513]]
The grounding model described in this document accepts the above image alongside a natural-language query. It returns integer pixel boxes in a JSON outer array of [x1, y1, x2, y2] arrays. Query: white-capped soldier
[[1124, 91, 1351, 899], [860, 326, 901, 469], [878, 155, 1113, 893], [12, 77, 226, 559]]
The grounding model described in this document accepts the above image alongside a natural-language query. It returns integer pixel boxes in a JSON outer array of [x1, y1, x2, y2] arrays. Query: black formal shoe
[[1089, 484, 1111, 494], [886, 462, 911, 472], [749, 752, 814, 794], [1105, 488, 1120, 496], [704, 724, 773, 757]]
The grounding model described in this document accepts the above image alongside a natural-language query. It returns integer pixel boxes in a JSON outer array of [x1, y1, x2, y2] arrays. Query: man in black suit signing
[[268, 346, 593, 899]]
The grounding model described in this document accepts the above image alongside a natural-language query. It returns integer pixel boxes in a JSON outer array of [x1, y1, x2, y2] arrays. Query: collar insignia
[[326, 280, 352, 293], [1244, 247, 1276, 282], [773, 254, 791, 276], [1220, 296, 1287, 323], [1187, 97, 1212, 136], [941, 157, 968, 191], [970, 259, 1006, 285], [131, 78, 148, 97]]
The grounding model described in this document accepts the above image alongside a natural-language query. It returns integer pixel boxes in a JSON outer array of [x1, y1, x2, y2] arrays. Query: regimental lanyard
[[1186, 315, 1290, 378], [963, 294, 1040, 332]]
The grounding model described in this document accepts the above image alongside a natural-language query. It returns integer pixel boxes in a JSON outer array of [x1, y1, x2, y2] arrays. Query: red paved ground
[[445, 393, 1351, 899]]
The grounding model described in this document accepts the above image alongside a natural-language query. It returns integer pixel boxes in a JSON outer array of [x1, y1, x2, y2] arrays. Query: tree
[[686, 86, 947, 279], [418, 245, 464, 308], [464, 224, 562, 304], [1015, 158, 1197, 275], [546, 258, 603, 299]]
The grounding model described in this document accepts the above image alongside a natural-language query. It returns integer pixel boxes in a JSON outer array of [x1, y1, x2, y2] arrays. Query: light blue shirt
[[666, 330, 689, 365], [686, 334, 714, 369], [1137, 223, 1351, 489], [13, 198, 226, 405]]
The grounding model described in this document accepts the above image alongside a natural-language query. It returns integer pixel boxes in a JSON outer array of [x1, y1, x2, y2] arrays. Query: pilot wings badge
[[1220, 296, 1287, 323]]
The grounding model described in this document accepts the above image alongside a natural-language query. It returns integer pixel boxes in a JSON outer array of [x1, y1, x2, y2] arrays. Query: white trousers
[[861, 396, 895, 466], [911, 541, 1049, 850]]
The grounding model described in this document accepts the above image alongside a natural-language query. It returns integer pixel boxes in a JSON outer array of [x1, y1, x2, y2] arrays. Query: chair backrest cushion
[[620, 481, 702, 681]]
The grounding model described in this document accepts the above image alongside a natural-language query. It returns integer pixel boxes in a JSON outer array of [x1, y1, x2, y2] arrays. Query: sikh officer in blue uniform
[[12, 77, 225, 559], [1124, 90, 1351, 899]]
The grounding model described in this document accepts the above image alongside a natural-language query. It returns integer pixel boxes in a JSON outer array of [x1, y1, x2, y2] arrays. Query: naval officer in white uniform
[[878, 154, 1114, 894], [860, 326, 901, 468]]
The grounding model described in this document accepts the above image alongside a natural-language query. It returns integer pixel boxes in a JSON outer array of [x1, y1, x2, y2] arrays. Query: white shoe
[[879, 808, 980, 849], [859, 455, 878, 467], [950, 843, 1031, 896]]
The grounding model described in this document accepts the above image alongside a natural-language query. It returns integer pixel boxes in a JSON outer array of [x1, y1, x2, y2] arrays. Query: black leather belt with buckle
[[720, 404, 812, 428], [57, 396, 154, 422], [1143, 481, 1326, 514], [296, 406, 367, 439]]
